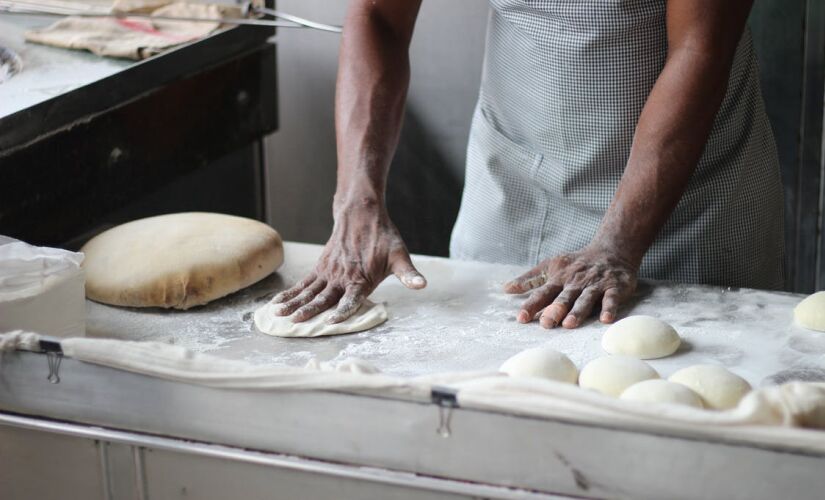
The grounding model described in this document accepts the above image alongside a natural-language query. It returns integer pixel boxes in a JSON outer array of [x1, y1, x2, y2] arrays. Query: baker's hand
[[504, 246, 638, 329], [271, 201, 426, 323]]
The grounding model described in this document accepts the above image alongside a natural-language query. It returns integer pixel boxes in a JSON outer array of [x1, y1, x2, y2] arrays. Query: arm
[[272, 0, 425, 323], [505, 0, 754, 328]]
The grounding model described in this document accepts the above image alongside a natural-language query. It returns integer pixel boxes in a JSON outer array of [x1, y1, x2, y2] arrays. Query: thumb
[[390, 251, 427, 290]]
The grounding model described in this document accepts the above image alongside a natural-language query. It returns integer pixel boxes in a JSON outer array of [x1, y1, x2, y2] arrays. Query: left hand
[[504, 246, 638, 329]]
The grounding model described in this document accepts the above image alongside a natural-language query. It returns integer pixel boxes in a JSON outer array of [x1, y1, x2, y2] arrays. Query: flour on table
[[254, 300, 388, 338]]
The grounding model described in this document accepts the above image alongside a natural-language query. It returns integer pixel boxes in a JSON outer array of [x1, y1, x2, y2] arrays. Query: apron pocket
[[450, 105, 546, 265]]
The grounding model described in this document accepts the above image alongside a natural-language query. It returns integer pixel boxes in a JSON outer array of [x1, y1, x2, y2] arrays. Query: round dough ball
[[620, 379, 704, 408], [578, 355, 660, 397], [794, 291, 825, 332], [601, 315, 681, 359], [668, 365, 752, 410], [82, 212, 283, 309], [500, 346, 578, 384]]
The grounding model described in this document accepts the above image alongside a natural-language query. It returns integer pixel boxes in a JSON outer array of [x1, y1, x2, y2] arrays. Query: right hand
[[270, 199, 426, 323]]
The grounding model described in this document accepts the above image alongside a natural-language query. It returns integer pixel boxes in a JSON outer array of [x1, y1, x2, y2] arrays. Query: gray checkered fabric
[[450, 0, 785, 289]]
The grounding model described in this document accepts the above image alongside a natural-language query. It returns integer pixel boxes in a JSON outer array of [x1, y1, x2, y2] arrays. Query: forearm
[[333, 1, 421, 211], [593, 0, 752, 267], [593, 51, 729, 265]]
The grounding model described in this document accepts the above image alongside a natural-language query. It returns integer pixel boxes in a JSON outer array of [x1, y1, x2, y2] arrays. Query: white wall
[[265, 1, 489, 244]]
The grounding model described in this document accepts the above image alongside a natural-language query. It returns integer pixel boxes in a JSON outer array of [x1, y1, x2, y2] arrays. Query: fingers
[[599, 288, 623, 323], [272, 274, 317, 304], [327, 284, 367, 324], [390, 251, 427, 290], [562, 287, 602, 329], [292, 284, 344, 322], [274, 279, 326, 316], [504, 267, 546, 294], [539, 287, 582, 329], [517, 283, 563, 323]]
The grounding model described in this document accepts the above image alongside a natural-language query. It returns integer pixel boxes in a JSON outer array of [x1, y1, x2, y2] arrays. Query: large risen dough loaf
[[82, 212, 283, 309]]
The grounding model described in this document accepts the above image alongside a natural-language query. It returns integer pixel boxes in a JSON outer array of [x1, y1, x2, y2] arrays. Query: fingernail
[[410, 276, 425, 287], [563, 315, 577, 328], [517, 310, 529, 323]]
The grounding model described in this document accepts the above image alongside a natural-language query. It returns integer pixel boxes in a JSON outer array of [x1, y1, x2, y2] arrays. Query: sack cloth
[[2, 330, 824, 454], [25, 0, 239, 59]]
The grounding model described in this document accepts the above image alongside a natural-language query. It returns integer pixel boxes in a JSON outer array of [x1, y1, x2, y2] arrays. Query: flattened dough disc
[[254, 300, 388, 338], [82, 212, 283, 309]]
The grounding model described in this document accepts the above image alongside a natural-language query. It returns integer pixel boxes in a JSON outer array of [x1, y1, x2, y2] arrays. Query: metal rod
[[253, 7, 341, 33]]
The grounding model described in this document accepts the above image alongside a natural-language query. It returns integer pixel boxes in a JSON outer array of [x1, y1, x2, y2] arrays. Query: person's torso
[[450, 0, 785, 288]]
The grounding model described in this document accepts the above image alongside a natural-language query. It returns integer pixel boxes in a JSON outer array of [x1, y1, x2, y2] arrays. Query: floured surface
[[87, 243, 825, 385], [254, 300, 388, 338]]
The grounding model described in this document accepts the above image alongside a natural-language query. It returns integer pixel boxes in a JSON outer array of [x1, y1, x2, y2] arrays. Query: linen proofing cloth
[[450, 0, 785, 289], [1, 330, 825, 454], [25, 0, 237, 59]]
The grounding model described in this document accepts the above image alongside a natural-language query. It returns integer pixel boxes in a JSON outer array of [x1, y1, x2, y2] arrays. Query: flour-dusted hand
[[504, 246, 637, 329], [271, 201, 426, 324], [269, 1, 426, 324]]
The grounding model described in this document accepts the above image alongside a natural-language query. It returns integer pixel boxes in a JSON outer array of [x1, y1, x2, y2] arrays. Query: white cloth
[[0, 238, 85, 338], [1, 331, 823, 452], [25, 1, 238, 60]]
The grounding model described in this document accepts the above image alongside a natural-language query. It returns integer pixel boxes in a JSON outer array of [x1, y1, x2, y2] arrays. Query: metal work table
[[2, 242, 825, 500]]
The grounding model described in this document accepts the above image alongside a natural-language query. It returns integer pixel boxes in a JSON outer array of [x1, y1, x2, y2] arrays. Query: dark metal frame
[[751, 0, 825, 292]]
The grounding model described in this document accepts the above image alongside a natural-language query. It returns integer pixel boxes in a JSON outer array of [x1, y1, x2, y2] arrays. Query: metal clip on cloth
[[431, 386, 459, 438]]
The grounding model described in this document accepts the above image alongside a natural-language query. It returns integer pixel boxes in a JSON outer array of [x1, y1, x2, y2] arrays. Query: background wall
[[265, 1, 489, 253]]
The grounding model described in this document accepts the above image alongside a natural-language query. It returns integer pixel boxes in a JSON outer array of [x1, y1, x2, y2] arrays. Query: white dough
[[578, 355, 660, 397], [620, 379, 704, 408], [601, 315, 681, 359], [254, 300, 387, 338], [794, 291, 825, 332], [82, 212, 283, 309], [499, 346, 578, 384], [668, 365, 752, 410]]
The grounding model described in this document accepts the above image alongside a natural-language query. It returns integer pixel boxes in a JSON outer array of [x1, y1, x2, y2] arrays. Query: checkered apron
[[449, 0, 785, 289]]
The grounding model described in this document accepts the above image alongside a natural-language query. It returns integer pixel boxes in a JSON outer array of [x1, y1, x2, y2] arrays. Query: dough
[[668, 365, 752, 410], [499, 346, 578, 384], [254, 300, 387, 338], [601, 315, 681, 359], [620, 379, 704, 408], [82, 212, 283, 309], [578, 355, 660, 397], [794, 291, 825, 332]]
